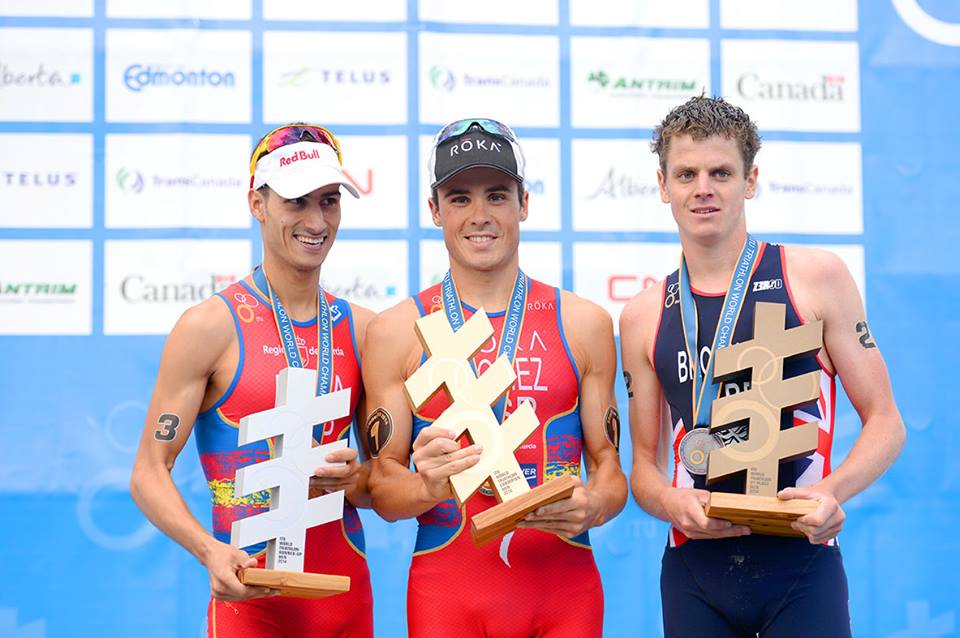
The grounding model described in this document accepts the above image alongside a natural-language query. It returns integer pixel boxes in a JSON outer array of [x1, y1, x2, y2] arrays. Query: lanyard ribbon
[[253, 266, 334, 396], [679, 235, 760, 427], [441, 269, 528, 423]]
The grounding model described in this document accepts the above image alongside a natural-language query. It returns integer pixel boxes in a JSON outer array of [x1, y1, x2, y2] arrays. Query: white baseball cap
[[251, 140, 359, 199]]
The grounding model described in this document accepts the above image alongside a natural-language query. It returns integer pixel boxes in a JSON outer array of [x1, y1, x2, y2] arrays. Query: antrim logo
[[0, 62, 81, 88], [0, 281, 78, 303], [737, 73, 846, 102], [587, 71, 697, 97], [123, 64, 236, 92], [279, 67, 391, 88], [120, 274, 235, 303], [116, 168, 144, 193]]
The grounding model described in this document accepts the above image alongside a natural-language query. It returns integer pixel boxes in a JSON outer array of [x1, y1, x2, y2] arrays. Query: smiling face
[[657, 133, 758, 244], [428, 166, 529, 276], [248, 184, 342, 273]]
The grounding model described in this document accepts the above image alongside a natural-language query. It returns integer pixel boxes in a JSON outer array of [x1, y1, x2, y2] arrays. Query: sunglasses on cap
[[249, 124, 343, 176], [433, 118, 519, 146]]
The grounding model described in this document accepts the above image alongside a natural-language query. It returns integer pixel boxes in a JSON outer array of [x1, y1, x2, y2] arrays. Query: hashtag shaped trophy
[[230, 367, 352, 597], [405, 309, 577, 545], [704, 302, 822, 536]]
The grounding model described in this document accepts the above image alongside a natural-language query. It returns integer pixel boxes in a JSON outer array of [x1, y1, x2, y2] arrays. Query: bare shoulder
[[782, 244, 850, 287], [619, 280, 664, 336], [164, 295, 235, 370], [558, 289, 613, 334], [364, 298, 422, 360], [558, 290, 614, 375], [347, 301, 375, 343], [175, 294, 233, 342]]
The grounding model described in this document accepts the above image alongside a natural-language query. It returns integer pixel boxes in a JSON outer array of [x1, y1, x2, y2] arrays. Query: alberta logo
[[587, 71, 698, 97], [116, 167, 144, 194], [0, 63, 81, 87]]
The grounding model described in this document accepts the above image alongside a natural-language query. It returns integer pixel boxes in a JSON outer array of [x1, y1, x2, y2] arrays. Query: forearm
[[344, 463, 373, 509], [817, 413, 905, 504], [369, 459, 443, 521], [584, 458, 627, 527], [130, 460, 219, 565], [630, 454, 674, 523]]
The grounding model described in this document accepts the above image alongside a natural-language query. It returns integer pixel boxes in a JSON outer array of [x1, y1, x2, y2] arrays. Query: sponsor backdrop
[[0, 1, 955, 636]]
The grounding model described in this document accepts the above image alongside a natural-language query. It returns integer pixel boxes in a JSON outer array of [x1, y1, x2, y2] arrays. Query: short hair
[[652, 96, 761, 174]]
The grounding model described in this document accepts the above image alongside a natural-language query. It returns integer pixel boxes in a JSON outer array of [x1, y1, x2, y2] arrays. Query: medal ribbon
[[679, 235, 760, 427], [441, 269, 528, 423], [253, 266, 334, 396]]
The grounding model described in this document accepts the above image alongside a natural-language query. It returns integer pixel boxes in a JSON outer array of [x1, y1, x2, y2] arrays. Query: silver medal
[[678, 428, 723, 475]]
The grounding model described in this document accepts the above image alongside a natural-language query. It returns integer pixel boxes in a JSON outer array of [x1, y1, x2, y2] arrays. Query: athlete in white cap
[[131, 123, 375, 637]]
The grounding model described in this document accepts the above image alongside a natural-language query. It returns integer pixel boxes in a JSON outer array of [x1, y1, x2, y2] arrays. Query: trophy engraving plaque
[[231, 367, 352, 597], [703, 302, 821, 536], [404, 309, 576, 545]]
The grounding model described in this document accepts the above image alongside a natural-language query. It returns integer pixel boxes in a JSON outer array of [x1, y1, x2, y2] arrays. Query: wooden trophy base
[[470, 474, 578, 546], [239, 568, 351, 599], [705, 492, 818, 537]]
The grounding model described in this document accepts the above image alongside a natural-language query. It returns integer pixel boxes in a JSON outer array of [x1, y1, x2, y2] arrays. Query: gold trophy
[[404, 309, 576, 545], [703, 302, 821, 536]]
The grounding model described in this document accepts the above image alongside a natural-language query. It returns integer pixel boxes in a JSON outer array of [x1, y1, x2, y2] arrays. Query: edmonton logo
[[123, 64, 236, 92]]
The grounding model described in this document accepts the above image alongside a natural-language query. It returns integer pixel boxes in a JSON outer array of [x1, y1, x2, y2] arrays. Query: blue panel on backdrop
[[1, 0, 957, 636]]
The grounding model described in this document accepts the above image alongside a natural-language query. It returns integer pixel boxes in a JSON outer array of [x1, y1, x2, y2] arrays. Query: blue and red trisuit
[[195, 267, 372, 638], [406, 272, 603, 638]]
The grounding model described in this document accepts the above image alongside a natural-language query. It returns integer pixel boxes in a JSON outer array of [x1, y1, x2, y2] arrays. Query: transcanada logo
[[116, 167, 144, 193], [429, 65, 550, 91], [116, 167, 242, 193], [754, 181, 854, 199], [123, 64, 236, 92], [0, 281, 77, 302]]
